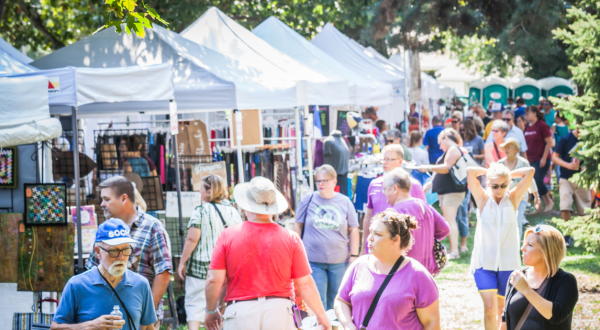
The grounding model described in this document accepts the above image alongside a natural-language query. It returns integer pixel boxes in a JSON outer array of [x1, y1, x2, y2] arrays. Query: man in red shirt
[[204, 177, 331, 330]]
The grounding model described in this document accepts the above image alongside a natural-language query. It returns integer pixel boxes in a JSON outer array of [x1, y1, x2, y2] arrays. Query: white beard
[[108, 260, 127, 277]]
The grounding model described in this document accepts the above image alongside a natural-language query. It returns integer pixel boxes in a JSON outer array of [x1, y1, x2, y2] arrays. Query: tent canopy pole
[[72, 106, 84, 271]]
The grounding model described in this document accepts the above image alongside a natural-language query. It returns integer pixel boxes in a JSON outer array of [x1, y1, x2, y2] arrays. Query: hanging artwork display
[[74, 228, 97, 254], [24, 183, 68, 226], [0, 147, 17, 189], [0, 213, 21, 282], [17, 222, 74, 292], [69, 205, 97, 228]]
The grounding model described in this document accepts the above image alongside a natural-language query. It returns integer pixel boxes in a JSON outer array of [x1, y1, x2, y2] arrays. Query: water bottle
[[110, 305, 123, 319]]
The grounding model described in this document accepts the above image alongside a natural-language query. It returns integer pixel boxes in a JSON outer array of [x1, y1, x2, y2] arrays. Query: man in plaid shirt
[[86, 176, 172, 328]]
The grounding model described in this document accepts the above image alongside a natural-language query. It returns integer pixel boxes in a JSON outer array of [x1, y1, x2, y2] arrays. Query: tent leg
[[234, 110, 244, 184], [294, 107, 302, 205], [72, 106, 84, 272], [304, 105, 314, 190], [172, 134, 185, 253]]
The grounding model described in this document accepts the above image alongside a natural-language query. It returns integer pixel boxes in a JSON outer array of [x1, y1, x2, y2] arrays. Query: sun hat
[[499, 137, 520, 151], [233, 176, 289, 215], [95, 218, 137, 246]]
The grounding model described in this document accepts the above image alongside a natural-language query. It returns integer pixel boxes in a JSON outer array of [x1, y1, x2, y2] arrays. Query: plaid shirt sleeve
[[149, 223, 173, 275], [85, 251, 99, 269]]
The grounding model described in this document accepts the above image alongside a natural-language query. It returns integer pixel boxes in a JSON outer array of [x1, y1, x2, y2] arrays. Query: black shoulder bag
[[97, 268, 138, 330], [210, 202, 228, 228], [300, 192, 316, 239], [360, 255, 405, 329]]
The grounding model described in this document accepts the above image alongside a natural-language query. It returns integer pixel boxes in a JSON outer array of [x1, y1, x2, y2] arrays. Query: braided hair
[[372, 209, 419, 251]]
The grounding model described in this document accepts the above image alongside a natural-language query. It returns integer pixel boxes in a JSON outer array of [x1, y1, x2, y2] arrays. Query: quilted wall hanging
[[24, 184, 67, 226], [0, 147, 17, 189]]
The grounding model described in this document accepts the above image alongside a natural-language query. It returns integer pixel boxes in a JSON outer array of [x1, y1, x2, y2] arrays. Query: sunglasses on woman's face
[[490, 184, 508, 190]]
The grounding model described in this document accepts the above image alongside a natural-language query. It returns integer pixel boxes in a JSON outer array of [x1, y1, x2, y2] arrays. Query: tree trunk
[[0, 0, 7, 28], [17, 0, 65, 49]]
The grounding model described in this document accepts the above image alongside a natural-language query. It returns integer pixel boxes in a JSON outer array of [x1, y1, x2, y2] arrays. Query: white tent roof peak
[[0, 37, 36, 76], [32, 25, 298, 112], [252, 16, 393, 106], [181, 7, 350, 105]]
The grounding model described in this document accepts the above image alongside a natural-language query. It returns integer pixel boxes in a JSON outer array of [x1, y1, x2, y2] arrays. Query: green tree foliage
[[100, 0, 168, 38], [551, 1, 600, 252], [0, 0, 378, 58]]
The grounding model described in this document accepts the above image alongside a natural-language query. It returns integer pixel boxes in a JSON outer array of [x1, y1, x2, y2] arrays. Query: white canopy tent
[[0, 75, 60, 148], [252, 16, 393, 107], [387, 52, 442, 102], [0, 37, 36, 75], [312, 23, 406, 126], [180, 7, 350, 106], [32, 25, 298, 112]]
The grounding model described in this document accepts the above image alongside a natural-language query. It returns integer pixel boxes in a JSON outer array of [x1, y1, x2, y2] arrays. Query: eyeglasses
[[383, 158, 400, 163], [542, 103, 550, 106], [492, 129, 500, 133], [459, 129, 466, 132], [316, 179, 331, 185], [452, 120, 460, 124], [502, 118, 512, 122], [99, 246, 133, 258], [490, 184, 508, 190], [385, 140, 395, 144]]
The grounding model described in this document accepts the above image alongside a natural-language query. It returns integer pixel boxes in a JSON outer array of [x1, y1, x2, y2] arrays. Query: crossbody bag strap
[[97, 268, 138, 330], [493, 142, 502, 160], [301, 192, 316, 239], [361, 255, 405, 329], [514, 277, 550, 330], [210, 202, 228, 228]]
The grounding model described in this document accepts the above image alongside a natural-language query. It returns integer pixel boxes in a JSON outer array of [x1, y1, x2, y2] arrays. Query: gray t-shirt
[[323, 135, 350, 174], [463, 135, 485, 165], [296, 192, 359, 264]]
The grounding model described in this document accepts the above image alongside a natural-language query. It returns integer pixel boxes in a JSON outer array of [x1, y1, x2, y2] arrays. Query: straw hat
[[233, 177, 289, 215], [499, 137, 520, 151]]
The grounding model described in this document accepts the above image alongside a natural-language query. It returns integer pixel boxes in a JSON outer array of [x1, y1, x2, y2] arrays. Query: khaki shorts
[[185, 276, 207, 322], [559, 178, 591, 215], [223, 298, 296, 330], [438, 192, 466, 207]]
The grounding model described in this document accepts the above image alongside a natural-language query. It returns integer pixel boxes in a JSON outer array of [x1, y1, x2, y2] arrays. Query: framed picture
[[0, 147, 17, 189], [24, 183, 68, 226]]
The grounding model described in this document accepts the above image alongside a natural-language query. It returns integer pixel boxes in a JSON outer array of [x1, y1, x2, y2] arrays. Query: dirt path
[[436, 272, 600, 329]]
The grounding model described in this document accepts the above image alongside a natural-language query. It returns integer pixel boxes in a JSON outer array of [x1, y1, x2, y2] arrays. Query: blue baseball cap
[[95, 218, 137, 246], [490, 102, 505, 112]]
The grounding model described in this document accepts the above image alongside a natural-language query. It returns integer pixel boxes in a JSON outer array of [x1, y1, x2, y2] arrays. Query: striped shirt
[[86, 206, 172, 318], [186, 200, 242, 279]]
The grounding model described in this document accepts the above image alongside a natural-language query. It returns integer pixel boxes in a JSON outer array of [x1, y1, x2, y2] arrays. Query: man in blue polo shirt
[[51, 219, 157, 330], [423, 115, 445, 164]]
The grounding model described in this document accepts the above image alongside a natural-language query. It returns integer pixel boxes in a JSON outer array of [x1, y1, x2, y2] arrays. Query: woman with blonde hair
[[484, 120, 509, 166], [334, 209, 441, 329], [178, 174, 242, 330], [501, 225, 578, 330], [293, 164, 359, 311], [467, 163, 535, 330], [417, 128, 466, 259]]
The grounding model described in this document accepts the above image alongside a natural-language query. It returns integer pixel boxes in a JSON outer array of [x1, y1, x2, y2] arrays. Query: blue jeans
[[309, 261, 349, 311], [457, 190, 471, 238], [531, 160, 551, 196]]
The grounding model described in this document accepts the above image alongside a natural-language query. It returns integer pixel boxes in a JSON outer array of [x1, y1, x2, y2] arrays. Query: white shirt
[[471, 190, 521, 272], [485, 124, 528, 152], [408, 147, 430, 166]]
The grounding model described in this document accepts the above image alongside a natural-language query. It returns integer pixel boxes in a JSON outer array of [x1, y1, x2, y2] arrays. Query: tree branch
[[17, 0, 65, 49], [0, 0, 7, 28]]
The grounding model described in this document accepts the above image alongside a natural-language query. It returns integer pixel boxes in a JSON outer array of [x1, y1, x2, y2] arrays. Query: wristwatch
[[350, 254, 359, 257], [204, 307, 219, 315]]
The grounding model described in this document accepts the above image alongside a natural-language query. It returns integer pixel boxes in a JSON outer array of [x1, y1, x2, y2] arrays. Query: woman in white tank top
[[467, 163, 535, 330]]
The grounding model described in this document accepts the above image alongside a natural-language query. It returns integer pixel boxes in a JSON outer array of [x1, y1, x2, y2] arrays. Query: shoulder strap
[[97, 268, 138, 330], [361, 255, 405, 329], [301, 192, 316, 239], [514, 277, 550, 330], [493, 142, 502, 160], [210, 202, 228, 228]]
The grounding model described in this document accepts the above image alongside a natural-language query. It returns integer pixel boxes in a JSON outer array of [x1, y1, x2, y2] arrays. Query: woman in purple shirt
[[334, 209, 441, 330], [382, 168, 450, 275]]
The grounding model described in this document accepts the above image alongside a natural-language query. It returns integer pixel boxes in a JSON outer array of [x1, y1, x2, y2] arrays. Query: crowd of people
[[48, 96, 587, 330]]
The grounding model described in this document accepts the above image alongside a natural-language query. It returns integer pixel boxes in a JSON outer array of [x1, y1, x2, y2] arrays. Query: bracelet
[[204, 307, 219, 315], [429, 165, 433, 172], [350, 254, 359, 257]]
